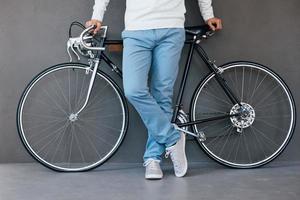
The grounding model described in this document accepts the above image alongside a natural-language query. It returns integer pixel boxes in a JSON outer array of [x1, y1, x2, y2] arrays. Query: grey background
[[0, 0, 299, 164]]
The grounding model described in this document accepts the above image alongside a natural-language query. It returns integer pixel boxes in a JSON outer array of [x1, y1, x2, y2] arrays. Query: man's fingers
[[208, 21, 216, 31], [85, 21, 91, 28], [216, 19, 222, 30], [85, 21, 102, 35], [206, 18, 223, 31], [85, 21, 95, 34], [93, 23, 101, 34]]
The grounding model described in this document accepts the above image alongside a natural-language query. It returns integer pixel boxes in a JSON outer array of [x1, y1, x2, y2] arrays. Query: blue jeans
[[121, 28, 186, 163]]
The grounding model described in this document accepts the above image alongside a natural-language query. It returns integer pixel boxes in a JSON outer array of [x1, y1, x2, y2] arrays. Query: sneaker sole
[[175, 133, 188, 178], [145, 174, 163, 180]]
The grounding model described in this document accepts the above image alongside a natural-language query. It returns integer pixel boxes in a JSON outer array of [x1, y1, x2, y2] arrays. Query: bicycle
[[17, 21, 296, 172]]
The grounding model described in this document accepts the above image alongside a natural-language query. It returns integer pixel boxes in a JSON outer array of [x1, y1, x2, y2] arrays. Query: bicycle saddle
[[185, 25, 212, 37]]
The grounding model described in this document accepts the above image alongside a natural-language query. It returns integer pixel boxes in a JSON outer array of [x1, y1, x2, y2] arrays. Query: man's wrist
[[92, 11, 104, 22], [203, 14, 215, 23]]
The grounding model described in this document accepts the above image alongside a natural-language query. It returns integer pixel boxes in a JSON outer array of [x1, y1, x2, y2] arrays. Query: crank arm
[[173, 124, 206, 141]]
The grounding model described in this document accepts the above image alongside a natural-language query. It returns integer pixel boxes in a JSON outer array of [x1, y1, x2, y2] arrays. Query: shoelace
[[165, 150, 171, 159], [165, 150, 181, 171]]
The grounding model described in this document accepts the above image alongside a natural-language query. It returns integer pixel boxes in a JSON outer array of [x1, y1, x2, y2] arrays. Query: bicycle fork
[[69, 58, 100, 121]]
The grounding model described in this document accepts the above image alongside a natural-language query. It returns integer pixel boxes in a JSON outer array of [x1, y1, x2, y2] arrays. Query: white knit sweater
[[92, 0, 214, 30]]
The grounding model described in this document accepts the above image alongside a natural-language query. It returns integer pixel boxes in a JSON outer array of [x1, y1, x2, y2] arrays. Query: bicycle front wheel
[[190, 61, 296, 168], [17, 63, 128, 171]]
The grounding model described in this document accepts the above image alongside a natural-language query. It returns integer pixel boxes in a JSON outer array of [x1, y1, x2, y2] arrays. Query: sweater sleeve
[[91, 0, 110, 21], [198, 0, 215, 21]]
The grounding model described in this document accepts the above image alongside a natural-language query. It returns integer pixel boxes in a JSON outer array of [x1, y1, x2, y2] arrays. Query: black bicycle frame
[[98, 37, 241, 128]]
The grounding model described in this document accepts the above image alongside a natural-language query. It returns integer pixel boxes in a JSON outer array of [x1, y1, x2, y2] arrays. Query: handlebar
[[79, 25, 108, 51], [67, 23, 108, 62]]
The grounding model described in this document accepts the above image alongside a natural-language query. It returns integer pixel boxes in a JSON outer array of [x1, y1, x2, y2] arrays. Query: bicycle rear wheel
[[190, 61, 296, 168], [17, 63, 128, 171]]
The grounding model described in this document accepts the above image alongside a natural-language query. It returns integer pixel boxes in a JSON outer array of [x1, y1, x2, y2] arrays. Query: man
[[86, 0, 222, 180]]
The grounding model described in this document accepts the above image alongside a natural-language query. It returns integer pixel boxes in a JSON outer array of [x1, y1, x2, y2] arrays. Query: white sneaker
[[165, 132, 187, 177], [144, 159, 163, 180]]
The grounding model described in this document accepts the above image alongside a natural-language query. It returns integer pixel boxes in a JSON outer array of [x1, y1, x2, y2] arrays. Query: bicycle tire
[[17, 63, 129, 172], [190, 61, 296, 168]]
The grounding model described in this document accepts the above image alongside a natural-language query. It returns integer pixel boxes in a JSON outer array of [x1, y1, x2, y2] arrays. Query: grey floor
[[0, 162, 299, 200]]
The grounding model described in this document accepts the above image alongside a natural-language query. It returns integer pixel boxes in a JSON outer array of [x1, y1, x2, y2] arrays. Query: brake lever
[[67, 37, 81, 62], [67, 40, 73, 62], [71, 43, 80, 61]]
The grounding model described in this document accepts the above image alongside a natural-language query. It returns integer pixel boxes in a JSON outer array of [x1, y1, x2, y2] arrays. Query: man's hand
[[206, 17, 222, 31], [85, 19, 102, 35]]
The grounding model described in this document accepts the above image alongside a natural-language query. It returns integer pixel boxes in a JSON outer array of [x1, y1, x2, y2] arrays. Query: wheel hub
[[230, 102, 255, 130], [69, 113, 78, 122]]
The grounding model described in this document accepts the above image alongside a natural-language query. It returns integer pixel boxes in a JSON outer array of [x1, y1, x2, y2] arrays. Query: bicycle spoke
[[254, 97, 289, 110], [226, 70, 241, 99], [74, 122, 104, 158], [249, 73, 268, 104], [234, 67, 241, 98], [36, 122, 69, 154], [253, 85, 280, 107], [34, 122, 68, 147], [255, 118, 288, 133], [79, 82, 110, 111], [255, 114, 291, 119], [246, 67, 253, 101], [242, 129, 252, 163], [67, 123, 74, 168], [72, 124, 87, 164], [68, 69, 71, 113], [80, 113, 124, 121], [204, 124, 233, 147], [78, 119, 121, 140], [27, 120, 67, 141], [251, 125, 279, 148], [241, 67, 245, 102], [218, 126, 234, 156], [80, 96, 120, 115], [23, 112, 65, 120], [26, 97, 65, 114], [202, 88, 232, 106], [74, 73, 88, 111], [42, 89, 68, 115], [52, 73, 71, 112], [196, 105, 228, 115], [196, 117, 227, 132], [24, 118, 64, 132], [79, 118, 122, 132]]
